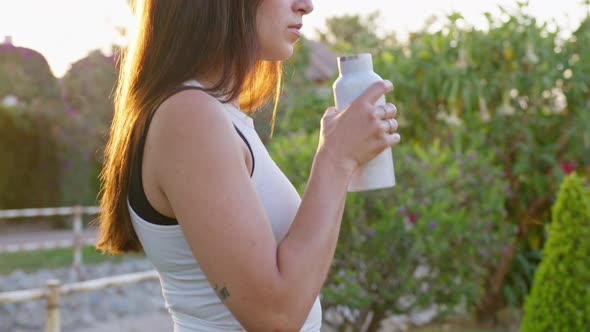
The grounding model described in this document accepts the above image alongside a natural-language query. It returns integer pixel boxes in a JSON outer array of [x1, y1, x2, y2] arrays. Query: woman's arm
[[148, 82, 396, 331]]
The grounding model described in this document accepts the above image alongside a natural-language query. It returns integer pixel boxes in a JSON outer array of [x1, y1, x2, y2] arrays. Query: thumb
[[358, 80, 394, 105], [321, 106, 338, 126], [324, 106, 338, 117]]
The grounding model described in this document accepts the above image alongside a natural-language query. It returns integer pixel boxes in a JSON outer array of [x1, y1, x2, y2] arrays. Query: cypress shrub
[[520, 174, 590, 331], [0, 105, 61, 209]]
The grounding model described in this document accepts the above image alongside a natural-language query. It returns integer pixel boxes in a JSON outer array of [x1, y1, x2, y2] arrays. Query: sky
[[0, 0, 588, 77]]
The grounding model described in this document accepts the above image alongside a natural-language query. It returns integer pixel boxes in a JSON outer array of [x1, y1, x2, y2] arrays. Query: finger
[[379, 119, 390, 132], [373, 105, 387, 119], [386, 103, 397, 119], [323, 106, 338, 118], [378, 118, 398, 133], [385, 132, 401, 146], [358, 80, 394, 105], [376, 103, 397, 119], [387, 119, 398, 133], [389, 119, 398, 133]]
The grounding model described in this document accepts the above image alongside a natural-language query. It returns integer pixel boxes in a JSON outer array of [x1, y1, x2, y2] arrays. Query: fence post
[[45, 279, 61, 332], [72, 205, 83, 272]]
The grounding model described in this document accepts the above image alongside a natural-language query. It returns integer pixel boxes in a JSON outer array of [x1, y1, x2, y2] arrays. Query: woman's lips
[[288, 28, 302, 38], [288, 24, 303, 38]]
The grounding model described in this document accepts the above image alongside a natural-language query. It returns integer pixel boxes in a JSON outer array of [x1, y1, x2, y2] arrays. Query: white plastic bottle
[[332, 53, 396, 192]]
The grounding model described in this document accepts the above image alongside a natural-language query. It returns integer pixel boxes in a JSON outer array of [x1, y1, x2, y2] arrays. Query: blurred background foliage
[[1, 1, 589, 330], [266, 1, 590, 329]]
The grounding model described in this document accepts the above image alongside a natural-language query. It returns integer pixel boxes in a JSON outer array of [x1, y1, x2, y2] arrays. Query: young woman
[[96, 1, 400, 331]]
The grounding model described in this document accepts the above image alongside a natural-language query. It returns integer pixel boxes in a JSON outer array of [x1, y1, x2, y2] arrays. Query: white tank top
[[128, 80, 322, 331]]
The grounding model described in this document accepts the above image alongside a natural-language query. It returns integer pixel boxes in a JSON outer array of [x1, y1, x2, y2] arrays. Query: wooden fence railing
[[0, 206, 160, 332], [0, 206, 100, 271], [0, 270, 159, 332]]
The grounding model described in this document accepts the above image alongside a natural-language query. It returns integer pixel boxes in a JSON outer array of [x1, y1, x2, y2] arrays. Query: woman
[[96, 0, 400, 331]]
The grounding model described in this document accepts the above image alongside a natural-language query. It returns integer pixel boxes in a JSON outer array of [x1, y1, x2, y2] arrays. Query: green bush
[[451, 111, 586, 310], [58, 50, 117, 205], [0, 105, 61, 209], [253, 37, 331, 143], [354, 4, 590, 318], [519, 174, 590, 332], [268, 131, 512, 331], [0, 43, 61, 106], [563, 17, 590, 112], [267, 130, 319, 194]]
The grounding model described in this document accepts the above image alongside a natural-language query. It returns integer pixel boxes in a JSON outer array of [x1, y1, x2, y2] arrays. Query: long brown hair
[[96, 0, 282, 254]]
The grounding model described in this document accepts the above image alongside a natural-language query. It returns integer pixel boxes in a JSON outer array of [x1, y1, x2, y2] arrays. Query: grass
[[411, 329, 508, 332], [407, 310, 520, 332], [0, 246, 145, 275], [1, 248, 521, 332], [409, 317, 519, 332]]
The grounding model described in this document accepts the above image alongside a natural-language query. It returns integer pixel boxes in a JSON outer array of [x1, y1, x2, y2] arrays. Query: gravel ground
[[73, 311, 173, 332]]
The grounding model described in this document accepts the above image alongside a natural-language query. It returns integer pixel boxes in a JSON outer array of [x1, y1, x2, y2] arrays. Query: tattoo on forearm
[[214, 283, 231, 301]]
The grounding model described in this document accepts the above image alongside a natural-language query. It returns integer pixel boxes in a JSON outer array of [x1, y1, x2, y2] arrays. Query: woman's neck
[[193, 75, 240, 109]]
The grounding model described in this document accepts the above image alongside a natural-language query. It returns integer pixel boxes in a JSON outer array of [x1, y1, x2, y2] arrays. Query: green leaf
[[503, 285, 518, 307]]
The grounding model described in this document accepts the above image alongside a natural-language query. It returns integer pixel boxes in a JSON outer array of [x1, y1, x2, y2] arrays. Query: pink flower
[[408, 212, 418, 224], [65, 105, 76, 115], [560, 161, 578, 174]]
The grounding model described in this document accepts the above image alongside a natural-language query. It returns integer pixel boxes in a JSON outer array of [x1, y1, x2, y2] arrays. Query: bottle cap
[[337, 53, 373, 75]]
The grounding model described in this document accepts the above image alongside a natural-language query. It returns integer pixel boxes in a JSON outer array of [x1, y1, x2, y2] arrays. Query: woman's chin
[[261, 44, 294, 61]]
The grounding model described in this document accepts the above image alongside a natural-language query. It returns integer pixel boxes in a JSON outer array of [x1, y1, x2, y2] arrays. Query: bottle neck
[[338, 53, 374, 74]]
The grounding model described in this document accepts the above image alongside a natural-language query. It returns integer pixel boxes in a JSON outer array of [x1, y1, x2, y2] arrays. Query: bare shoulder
[[146, 87, 243, 171], [150, 88, 232, 138], [144, 87, 245, 180], [140, 87, 249, 218]]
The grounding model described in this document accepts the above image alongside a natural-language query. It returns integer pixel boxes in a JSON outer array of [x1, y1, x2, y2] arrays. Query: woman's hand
[[316, 80, 401, 174]]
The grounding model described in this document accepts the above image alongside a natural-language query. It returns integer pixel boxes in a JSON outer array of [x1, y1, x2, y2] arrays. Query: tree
[[317, 11, 397, 54], [0, 105, 61, 209], [0, 42, 62, 113], [519, 174, 590, 331], [59, 50, 117, 205]]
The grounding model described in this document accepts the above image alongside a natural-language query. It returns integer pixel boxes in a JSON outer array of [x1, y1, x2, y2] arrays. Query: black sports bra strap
[[129, 85, 255, 226], [233, 124, 255, 177], [143, 85, 208, 141]]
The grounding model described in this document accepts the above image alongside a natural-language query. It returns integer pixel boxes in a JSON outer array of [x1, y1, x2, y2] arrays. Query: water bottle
[[332, 53, 396, 192]]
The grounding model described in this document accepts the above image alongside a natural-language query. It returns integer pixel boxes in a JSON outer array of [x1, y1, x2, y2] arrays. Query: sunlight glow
[[0, 0, 586, 77]]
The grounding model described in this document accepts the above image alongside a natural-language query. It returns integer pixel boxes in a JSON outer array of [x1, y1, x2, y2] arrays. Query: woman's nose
[[295, 0, 314, 15]]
